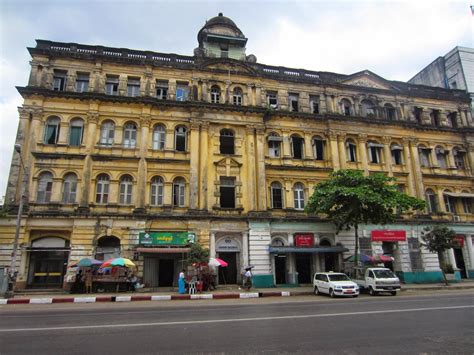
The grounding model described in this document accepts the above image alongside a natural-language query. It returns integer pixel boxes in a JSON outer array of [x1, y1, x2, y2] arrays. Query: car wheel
[[390, 291, 397, 296], [329, 288, 335, 298], [314, 287, 320, 296], [369, 287, 377, 296]]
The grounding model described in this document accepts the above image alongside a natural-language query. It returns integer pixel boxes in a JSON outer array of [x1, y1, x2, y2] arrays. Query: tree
[[186, 243, 209, 266], [421, 225, 456, 285], [305, 170, 426, 267]]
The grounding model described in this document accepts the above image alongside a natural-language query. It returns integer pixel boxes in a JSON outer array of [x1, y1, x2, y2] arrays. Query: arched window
[[62, 173, 78, 203], [233, 87, 243, 106], [123, 122, 137, 148], [175, 126, 187, 152], [361, 99, 376, 118], [69, 118, 84, 146], [99, 120, 115, 146], [384, 104, 396, 120], [418, 145, 431, 167], [453, 147, 466, 169], [172, 177, 186, 207], [150, 176, 164, 206], [443, 190, 456, 213], [210, 85, 221, 104], [95, 174, 110, 204], [271, 182, 283, 209], [119, 175, 133, 204], [340, 99, 352, 116], [367, 140, 383, 164], [390, 143, 403, 165], [293, 183, 305, 210], [291, 134, 304, 159], [425, 189, 438, 213], [346, 139, 357, 162], [220, 129, 235, 155], [435, 146, 447, 169], [43, 116, 60, 144], [312, 136, 325, 161], [268, 132, 282, 158], [95, 236, 121, 261], [37, 172, 53, 203], [152, 124, 166, 151]]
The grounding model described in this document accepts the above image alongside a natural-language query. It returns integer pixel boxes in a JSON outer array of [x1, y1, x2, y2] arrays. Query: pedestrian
[[178, 269, 186, 294], [83, 269, 93, 294], [244, 268, 252, 290]]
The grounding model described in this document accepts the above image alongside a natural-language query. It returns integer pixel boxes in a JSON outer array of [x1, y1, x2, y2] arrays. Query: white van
[[353, 267, 401, 296], [313, 272, 359, 298]]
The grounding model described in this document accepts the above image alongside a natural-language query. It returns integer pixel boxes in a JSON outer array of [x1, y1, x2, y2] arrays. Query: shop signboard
[[454, 235, 465, 248], [371, 230, 406, 242], [216, 238, 240, 252], [139, 232, 195, 246], [294, 233, 314, 247]]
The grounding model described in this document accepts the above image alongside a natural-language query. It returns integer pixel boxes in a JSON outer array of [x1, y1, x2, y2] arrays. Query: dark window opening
[[220, 177, 235, 208], [220, 129, 234, 155], [175, 127, 187, 152], [271, 184, 283, 209], [292, 136, 304, 159], [105, 76, 119, 95], [414, 107, 423, 123], [156, 81, 168, 100], [53, 70, 67, 91], [447, 112, 458, 128], [313, 139, 324, 160], [391, 148, 402, 165], [289, 94, 299, 112], [431, 110, 440, 126]]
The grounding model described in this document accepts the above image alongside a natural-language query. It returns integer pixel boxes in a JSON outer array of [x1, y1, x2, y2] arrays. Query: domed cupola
[[195, 13, 255, 62]]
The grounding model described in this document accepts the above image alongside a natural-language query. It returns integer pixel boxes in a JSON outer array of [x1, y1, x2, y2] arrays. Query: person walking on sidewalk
[[83, 269, 93, 294], [243, 268, 252, 290]]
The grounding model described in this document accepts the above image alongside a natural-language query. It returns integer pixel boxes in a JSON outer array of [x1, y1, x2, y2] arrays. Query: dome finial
[[218, 12, 223, 16]]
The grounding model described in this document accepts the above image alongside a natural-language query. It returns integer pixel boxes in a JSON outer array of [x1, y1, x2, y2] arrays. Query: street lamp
[[5, 143, 28, 298]]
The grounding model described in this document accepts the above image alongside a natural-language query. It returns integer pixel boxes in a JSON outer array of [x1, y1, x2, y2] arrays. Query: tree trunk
[[354, 224, 359, 268], [438, 253, 449, 286]]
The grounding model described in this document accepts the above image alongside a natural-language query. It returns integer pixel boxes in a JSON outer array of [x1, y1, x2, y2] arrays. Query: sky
[[0, 0, 473, 201]]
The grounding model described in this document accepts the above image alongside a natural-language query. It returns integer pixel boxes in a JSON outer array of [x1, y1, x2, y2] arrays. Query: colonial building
[[1, 13, 473, 290]]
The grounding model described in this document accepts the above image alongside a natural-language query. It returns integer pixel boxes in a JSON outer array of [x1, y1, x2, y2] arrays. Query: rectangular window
[[120, 183, 132, 204], [271, 187, 283, 209], [462, 198, 472, 214], [292, 137, 304, 159], [156, 81, 168, 99], [310, 95, 320, 114], [127, 77, 141, 97], [69, 126, 83, 146], [63, 181, 77, 204], [220, 177, 236, 208], [176, 84, 189, 101], [269, 140, 281, 158], [105, 76, 119, 95], [289, 93, 299, 112], [313, 139, 325, 160], [75, 73, 89, 93], [267, 91, 278, 109], [53, 70, 67, 91], [391, 147, 403, 165], [414, 107, 423, 123], [419, 149, 431, 167], [151, 184, 163, 206], [347, 143, 357, 162]]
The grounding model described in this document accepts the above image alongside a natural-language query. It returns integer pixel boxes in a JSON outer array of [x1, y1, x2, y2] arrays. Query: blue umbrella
[[74, 258, 103, 267], [344, 254, 373, 263]]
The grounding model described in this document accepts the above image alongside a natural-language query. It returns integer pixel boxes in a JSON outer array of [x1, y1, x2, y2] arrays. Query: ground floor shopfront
[[1, 216, 473, 291]]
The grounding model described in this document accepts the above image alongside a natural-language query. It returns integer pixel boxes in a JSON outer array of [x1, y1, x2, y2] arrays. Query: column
[[136, 115, 150, 209], [80, 112, 98, 207], [246, 126, 256, 211], [255, 127, 267, 210], [188, 122, 200, 210], [448, 249, 457, 269], [199, 121, 209, 210], [466, 143, 474, 176], [337, 133, 347, 169], [402, 138, 416, 197], [409, 139, 425, 199], [357, 134, 369, 174], [165, 128, 175, 150], [304, 133, 313, 159], [327, 130, 340, 170], [325, 93, 333, 113], [201, 80, 208, 102], [244, 84, 252, 106], [282, 130, 291, 158], [466, 236, 474, 271], [242, 232, 249, 267], [446, 146, 456, 169], [51, 177, 62, 202], [210, 232, 216, 258], [255, 86, 262, 106], [382, 136, 393, 177], [436, 189, 446, 212]]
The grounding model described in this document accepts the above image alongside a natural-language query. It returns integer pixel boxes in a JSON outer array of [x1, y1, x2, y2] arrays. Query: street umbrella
[[208, 257, 228, 267], [72, 258, 103, 267], [344, 254, 373, 263], [244, 265, 255, 271], [101, 257, 136, 268], [372, 255, 394, 263]]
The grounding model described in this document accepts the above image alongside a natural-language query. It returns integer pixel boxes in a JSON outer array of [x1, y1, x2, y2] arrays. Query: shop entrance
[[158, 259, 174, 287], [275, 255, 286, 284], [453, 248, 467, 278], [218, 252, 237, 284], [320, 240, 336, 272], [382, 242, 395, 271], [296, 254, 311, 284]]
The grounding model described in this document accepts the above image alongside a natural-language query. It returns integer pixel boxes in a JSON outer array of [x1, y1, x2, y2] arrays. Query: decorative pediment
[[214, 157, 242, 168], [199, 59, 256, 75], [340, 70, 394, 90]]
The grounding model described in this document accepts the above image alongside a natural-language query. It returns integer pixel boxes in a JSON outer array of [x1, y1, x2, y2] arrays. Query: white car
[[313, 272, 359, 298]]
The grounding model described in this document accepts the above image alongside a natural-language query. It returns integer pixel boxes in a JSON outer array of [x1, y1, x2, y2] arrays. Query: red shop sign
[[454, 235, 465, 248], [371, 230, 406, 242], [295, 234, 314, 247]]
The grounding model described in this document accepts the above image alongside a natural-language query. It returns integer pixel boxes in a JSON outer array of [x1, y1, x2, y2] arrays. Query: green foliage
[[305, 170, 426, 232], [421, 225, 456, 254], [186, 243, 210, 265]]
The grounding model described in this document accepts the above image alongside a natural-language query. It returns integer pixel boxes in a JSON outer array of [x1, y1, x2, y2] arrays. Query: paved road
[[1, 291, 473, 354]]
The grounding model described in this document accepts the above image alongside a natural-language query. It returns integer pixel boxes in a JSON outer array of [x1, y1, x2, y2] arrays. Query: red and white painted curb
[[0, 291, 310, 305]]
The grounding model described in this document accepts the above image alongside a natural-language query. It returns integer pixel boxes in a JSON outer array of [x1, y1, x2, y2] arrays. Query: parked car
[[313, 272, 359, 298], [352, 267, 401, 296]]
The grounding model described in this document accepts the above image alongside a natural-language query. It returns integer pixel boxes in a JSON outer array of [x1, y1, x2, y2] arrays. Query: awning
[[443, 192, 474, 198], [136, 247, 190, 254], [368, 143, 384, 148], [269, 246, 349, 254], [391, 145, 403, 150]]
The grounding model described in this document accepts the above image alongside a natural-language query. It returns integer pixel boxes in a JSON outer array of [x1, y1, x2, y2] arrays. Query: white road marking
[[1, 305, 472, 333]]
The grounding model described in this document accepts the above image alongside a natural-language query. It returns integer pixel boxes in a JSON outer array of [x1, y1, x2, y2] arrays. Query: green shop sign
[[139, 231, 196, 246]]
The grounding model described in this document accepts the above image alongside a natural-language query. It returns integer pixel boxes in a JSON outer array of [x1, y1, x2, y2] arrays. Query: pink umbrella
[[208, 258, 228, 267], [372, 255, 394, 263]]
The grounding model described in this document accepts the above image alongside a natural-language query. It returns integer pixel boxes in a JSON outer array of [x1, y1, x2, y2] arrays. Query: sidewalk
[[2, 280, 474, 305]]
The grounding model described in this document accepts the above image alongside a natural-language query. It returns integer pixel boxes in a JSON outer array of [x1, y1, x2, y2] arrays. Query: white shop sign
[[216, 238, 240, 252]]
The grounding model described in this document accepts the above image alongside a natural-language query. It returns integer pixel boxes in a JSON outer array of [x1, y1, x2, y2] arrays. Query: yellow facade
[[2, 14, 474, 289]]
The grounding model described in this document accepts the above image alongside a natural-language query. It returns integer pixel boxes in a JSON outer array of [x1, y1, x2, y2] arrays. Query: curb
[[0, 291, 297, 305]]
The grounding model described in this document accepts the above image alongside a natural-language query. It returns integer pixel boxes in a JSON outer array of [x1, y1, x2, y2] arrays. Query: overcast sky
[[0, 0, 472, 201]]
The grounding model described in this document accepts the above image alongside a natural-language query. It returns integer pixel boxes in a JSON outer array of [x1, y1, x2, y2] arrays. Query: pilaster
[[189, 122, 200, 209], [255, 126, 267, 210], [246, 125, 256, 211], [382, 136, 393, 177], [327, 130, 340, 170], [357, 134, 369, 174]]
